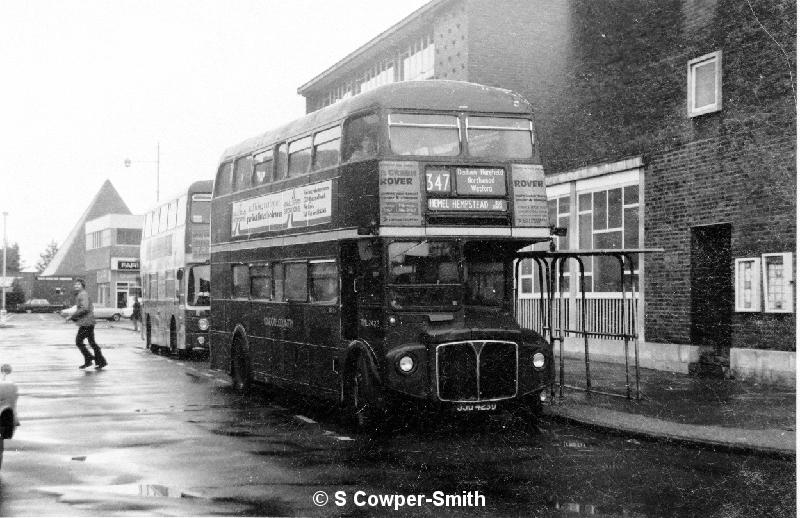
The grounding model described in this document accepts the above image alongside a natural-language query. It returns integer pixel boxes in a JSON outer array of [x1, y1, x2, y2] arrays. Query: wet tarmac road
[[0, 313, 794, 517]]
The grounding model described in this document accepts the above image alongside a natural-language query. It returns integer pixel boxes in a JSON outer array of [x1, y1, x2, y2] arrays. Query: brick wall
[[467, 0, 796, 351]]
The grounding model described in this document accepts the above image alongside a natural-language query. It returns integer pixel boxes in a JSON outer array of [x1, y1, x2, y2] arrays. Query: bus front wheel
[[231, 337, 251, 393], [345, 354, 383, 432]]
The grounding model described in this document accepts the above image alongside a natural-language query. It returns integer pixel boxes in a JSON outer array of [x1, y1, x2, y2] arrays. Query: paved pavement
[[543, 355, 796, 457]]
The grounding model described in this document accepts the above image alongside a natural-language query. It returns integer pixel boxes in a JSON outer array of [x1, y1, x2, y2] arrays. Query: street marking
[[202, 373, 214, 377], [295, 415, 316, 424], [336, 436, 354, 441]]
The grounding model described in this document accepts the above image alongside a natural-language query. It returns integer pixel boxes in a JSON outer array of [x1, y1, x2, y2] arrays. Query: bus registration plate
[[455, 403, 497, 412]]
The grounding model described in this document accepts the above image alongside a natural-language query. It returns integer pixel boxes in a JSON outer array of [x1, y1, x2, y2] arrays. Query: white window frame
[[734, 258, 761, 312], [762, 252, 794, 313], [687, 50, 722, 117]]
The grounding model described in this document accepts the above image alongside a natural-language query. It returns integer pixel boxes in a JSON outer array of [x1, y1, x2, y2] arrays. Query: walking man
[[131, 297, 141, 332], [70, 279, 107, 370]]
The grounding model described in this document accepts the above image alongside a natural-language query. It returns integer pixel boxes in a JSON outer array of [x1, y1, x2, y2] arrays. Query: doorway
[[690, 224, 732, 352]]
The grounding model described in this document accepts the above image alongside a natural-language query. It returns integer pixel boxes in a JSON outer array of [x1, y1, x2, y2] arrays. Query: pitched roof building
[[41, 180, 132, 279]]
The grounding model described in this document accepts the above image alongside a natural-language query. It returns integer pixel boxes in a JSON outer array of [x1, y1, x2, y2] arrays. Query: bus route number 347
[[426, 171, 451, 193]]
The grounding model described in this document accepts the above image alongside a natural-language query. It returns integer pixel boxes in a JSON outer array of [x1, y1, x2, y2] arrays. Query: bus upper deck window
[[276, 143, 288, 180], [253, 150, 274, 186], [388, 113, 460, 157], [313, 126, 341, 170], [466, 116, 533, 159], [344, 113, 379, 162], [215, 162, 233, 196], [233, 155, 253, 191], [288, 137, 312, 177]]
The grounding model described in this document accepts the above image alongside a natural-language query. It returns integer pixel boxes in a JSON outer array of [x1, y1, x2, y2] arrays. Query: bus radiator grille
[[436, 341, 518, 402]]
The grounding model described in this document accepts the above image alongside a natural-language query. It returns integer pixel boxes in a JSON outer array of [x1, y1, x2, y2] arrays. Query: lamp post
[[125, 142, 160, 202], [1, 212, 7, 326]]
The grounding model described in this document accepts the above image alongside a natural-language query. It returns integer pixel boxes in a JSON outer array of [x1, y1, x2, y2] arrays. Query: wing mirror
[[1, 364, 11, 379]]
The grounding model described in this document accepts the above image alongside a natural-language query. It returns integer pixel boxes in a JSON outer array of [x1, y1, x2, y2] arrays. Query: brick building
[[297, 0, 796, 382]]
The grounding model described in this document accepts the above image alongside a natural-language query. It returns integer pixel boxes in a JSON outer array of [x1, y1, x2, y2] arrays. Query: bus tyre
[[345, 354, 383, 433], [231, 338, 251, 394]]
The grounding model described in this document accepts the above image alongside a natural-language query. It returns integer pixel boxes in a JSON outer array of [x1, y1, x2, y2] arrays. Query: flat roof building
[[297, 0, 796, 383]]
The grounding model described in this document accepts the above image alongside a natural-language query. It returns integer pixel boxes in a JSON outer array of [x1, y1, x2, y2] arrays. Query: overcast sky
[[0, 0, 429, 268]]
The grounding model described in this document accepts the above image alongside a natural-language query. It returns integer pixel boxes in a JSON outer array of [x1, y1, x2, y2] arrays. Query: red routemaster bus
[[209, 80, 553, 428], [141, 180, 213, 358]]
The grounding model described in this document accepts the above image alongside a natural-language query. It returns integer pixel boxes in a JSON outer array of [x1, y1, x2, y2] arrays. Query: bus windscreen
[[187, 265, 210, 306]]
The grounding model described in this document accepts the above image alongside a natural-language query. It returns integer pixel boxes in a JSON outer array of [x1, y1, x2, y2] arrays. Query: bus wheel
[[345, 354, 383, 432], [231, 337, 251, 393]]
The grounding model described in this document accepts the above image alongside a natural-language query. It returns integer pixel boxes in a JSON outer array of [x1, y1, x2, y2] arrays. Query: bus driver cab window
[[344, 113, 379, 162]]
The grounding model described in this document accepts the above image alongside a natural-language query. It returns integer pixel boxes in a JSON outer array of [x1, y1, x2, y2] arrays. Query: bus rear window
[[466, 116, 533, 159], [388, 113, 460, 157], [191, 194, 211, 224]]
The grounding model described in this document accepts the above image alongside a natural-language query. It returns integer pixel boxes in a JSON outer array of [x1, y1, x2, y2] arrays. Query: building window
[[762, 253, 794, 313], [687, 50, 722, 117], [360, 61, 395, 94], [521, 182, 640, 296], [735, 258, 761, 312], [117, 228, 142, 245], [402, 33, 435, 81]]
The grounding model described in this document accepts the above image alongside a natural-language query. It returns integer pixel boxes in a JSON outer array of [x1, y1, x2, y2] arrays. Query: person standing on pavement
[[70, 279, 107, 370], [131, 297, 141, 332]]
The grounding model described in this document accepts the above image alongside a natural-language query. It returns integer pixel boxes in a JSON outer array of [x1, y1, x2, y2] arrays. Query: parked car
[[0, 364, 19, 469], [14, 299, 65, 313], [60, 305, 126, 322]]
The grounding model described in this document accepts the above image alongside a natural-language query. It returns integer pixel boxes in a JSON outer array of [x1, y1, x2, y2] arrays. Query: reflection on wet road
[[0, 314, 794, 517]]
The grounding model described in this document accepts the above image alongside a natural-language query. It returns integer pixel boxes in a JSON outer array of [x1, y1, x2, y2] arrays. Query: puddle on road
[[137, 484, 200, 498]]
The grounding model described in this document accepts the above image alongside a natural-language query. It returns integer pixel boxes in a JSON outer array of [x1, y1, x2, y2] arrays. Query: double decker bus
[[209, 80, 553, 427], [140, 180, 213, 358]]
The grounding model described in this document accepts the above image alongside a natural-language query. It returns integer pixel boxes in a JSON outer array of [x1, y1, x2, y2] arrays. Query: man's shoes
[[95, 359, 107, 370], [79, 359, 93, 369]]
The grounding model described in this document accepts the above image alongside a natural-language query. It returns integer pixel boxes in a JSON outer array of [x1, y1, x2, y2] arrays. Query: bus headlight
[[198, 318, 209, 331], [397, 355, 415, 374], [532, 352, 546, 369]]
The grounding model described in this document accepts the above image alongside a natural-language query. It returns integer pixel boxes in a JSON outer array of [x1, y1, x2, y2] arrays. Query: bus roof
[[144, 180, 214, 212], [220, 80, 533, 163]]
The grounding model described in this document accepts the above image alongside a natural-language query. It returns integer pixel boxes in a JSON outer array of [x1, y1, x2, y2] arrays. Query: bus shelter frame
[[515, 248, 662, 401]]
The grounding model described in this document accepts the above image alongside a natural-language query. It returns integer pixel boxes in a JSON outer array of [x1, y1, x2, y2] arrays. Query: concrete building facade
[[297, 0, 796, 382], [84, 214, 143, 309]]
